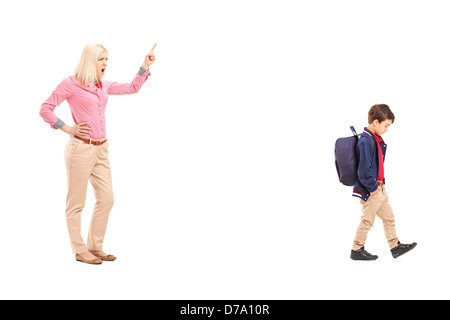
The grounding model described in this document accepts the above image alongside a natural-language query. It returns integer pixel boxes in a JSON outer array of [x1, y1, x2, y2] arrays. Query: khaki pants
[[353, 185, 398, 251], [64, 136, 114, 254]]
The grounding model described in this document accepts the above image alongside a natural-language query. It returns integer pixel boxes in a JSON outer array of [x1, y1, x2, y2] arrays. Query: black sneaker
[[391, 242, 417, 258], [350, 247, 378, 260]]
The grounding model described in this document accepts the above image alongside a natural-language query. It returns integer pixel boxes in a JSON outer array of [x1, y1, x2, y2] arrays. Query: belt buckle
[[89, 138, 92, 145]]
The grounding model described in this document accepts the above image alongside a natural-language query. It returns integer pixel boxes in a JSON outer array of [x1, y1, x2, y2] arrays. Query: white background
[[0, 0, 449, 300]]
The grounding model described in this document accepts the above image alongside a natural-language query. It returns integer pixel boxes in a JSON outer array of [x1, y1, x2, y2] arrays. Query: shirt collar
[[364, 127, 383, 142]]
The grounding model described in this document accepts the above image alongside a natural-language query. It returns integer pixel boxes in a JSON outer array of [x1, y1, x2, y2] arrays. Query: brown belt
[[377, 181, 384, 186], [74, 135, 108, 146]]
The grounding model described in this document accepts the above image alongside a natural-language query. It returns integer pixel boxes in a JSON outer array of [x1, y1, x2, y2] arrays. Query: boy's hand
[[370, 187, 380, 196]]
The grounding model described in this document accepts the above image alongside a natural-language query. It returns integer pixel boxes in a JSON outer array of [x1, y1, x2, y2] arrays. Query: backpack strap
[[350, 126, 362, 137], [360, 128, 381, 179]]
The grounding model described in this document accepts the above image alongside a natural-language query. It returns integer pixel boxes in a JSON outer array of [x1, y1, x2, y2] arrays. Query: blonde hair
[[74, 43, 108, 86]]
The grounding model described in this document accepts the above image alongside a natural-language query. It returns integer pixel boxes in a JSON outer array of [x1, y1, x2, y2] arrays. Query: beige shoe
[[76, 254, 103, 264], [89, 250, 117, 261]]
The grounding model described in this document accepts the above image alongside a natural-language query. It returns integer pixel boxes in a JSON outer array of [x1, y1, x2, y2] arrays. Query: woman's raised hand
[[142, 43, 157, 69]]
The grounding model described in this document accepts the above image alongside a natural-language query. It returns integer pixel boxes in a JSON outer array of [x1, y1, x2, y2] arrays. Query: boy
[[350, 104, 417, 260]]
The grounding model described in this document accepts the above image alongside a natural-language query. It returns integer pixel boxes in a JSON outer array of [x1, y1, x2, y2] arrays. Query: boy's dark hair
[[368, 104, 395, 124]]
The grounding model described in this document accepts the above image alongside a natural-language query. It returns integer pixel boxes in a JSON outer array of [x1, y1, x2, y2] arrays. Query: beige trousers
[[64, 136, 114, 254], [353, 185, 398, 251]]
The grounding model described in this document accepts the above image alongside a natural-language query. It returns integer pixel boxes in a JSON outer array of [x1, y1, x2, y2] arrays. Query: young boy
[[350, 104, 417, 260]]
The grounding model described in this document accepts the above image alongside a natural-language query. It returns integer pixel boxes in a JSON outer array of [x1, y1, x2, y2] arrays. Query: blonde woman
[[39, 43, 157, 264]]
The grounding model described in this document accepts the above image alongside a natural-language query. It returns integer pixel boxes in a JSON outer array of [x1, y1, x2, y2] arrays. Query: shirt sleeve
[[106, 67, 151, 95], [39, 78, 71, 129], [53, 118, 65, 129]]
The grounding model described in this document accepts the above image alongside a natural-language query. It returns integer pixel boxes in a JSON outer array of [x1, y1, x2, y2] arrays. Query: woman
[[39, 43, 157, 264]]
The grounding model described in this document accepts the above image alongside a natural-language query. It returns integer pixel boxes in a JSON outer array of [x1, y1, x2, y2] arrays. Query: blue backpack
[[335, 126, 360, 186]]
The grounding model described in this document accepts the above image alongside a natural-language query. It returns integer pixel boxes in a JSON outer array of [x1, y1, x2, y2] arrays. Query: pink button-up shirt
[[39, 70, 150, 139]]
